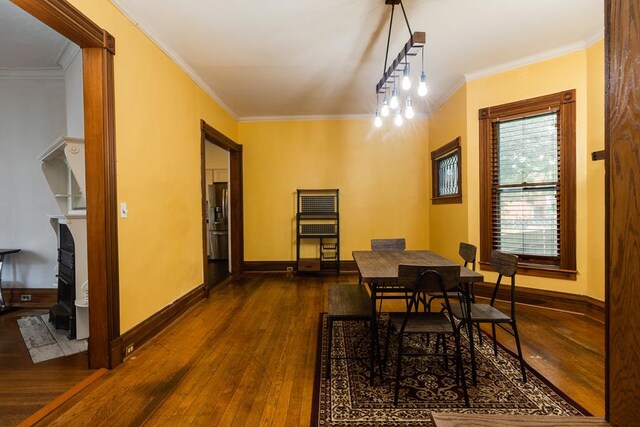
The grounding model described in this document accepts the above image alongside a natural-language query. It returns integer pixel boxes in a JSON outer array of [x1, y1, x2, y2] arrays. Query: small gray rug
[[17, 315, 87, 363]]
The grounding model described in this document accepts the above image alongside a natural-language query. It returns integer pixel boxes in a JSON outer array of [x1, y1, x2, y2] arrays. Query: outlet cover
[[286, 267, 293, 272], [21, 294, 32, 302], [125, 344, 134, 356]]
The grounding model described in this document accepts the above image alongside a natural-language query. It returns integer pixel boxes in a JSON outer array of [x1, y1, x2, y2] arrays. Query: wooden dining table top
[[352, 250, 483, 284]]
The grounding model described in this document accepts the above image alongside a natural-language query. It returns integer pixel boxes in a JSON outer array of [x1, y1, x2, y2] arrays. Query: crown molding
[[108, 0, 238, 120], [0, 68, 65, 79], [585, 29, 605, 48], [238, 114, 370, 123], [57, 41, 81, 71], [464, 39, 591, 82]]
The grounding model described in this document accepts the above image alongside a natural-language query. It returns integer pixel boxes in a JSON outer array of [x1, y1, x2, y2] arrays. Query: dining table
[[352, 249, 484, 383]]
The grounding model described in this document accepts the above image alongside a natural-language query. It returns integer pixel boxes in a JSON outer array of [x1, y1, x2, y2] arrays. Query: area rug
[[313, 313, 589, 426], [17, 315, 87, 363]]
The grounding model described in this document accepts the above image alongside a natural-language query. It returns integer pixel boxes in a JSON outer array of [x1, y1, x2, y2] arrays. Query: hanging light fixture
[[374, 0, 426, 128]]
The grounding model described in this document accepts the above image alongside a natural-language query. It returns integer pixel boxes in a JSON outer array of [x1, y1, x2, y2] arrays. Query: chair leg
[[453, 331, 470, 407], [383, 320, 393, 371], [394, 334, 404, 406], [492, 323, 498, 356], [326, 317, 333, 380], [477, 323, 483, 346], [512, 321, 527, 383]]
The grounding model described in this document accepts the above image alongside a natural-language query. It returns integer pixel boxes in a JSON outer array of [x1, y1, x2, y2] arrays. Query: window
[[479, 90, 576, 279], [431, 137, 462, 204]]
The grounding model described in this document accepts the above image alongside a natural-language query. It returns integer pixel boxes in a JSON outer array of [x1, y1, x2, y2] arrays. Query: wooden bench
[[326, 284, 372, 379], [430, 413, 610, 427]]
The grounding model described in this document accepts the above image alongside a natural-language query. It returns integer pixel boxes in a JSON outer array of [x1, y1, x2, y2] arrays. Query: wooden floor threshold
[[17, 368, 108, 427]]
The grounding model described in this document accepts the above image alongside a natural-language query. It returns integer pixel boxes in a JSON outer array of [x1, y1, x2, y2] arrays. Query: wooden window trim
[[431, 137, 462, 204], [479, 90, 576, 279]]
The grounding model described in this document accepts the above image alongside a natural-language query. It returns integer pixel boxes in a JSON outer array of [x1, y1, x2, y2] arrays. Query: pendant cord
[[399, 0, 412, 36], [383, 4, 395, 74]]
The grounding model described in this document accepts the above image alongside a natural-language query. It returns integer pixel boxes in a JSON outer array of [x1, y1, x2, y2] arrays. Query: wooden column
[[606, 0, 640, 424]]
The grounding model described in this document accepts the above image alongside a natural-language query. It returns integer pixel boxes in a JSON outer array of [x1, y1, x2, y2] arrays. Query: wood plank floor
[[8, 273, 604, 426], [0, 309, 93, 426]]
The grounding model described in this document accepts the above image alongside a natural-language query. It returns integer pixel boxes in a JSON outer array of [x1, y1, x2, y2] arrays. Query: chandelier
[[374, 0, 426, 128]]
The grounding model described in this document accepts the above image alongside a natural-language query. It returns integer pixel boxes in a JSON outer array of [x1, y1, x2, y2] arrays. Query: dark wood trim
[[83, 47, 120, 370], [242, 260, 358, 273], [479, 261, 577, 281], [114, 283, 207, 365], [200, 120, 244, 276], [10, 0, 112, 52], [431, 137, 462, 204], [478, 90, 577, 272], [3, 288, 57, 308], [474, 282, 604, 323], [11, 0, 120, 370], [606, 0, 640, 422]]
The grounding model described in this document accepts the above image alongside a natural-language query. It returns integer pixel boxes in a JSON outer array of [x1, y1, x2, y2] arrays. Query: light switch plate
[[120, 202, 128, 218]]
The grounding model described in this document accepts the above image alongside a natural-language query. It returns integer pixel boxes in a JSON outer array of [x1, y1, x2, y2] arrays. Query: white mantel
[[39, 136, 89, 340]]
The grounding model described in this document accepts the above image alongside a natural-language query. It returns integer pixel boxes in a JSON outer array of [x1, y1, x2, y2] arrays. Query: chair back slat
[[459, 242, 477, 269], [371, 238, 406, 251], [491, 251, 518, 277], [398, 264, 460, 294]]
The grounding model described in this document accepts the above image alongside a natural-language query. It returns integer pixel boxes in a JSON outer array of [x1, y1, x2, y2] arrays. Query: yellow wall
[[428, 85, 468, 261], [68, 0, 238, 332], [586, 40, 605, 301], [238, 119, 430, 261], [425, 46, 605, 298]]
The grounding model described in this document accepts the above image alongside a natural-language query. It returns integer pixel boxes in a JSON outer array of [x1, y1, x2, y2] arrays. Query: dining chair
[[426, 242, 477, 312], [370, 238, 411, 314], [383, 264, 469, 406], [449, 250, 527, 383]]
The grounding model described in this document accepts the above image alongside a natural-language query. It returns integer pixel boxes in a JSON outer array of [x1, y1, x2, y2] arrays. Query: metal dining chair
[[383, 264, 470, 406], [449, 250, 527, 383]]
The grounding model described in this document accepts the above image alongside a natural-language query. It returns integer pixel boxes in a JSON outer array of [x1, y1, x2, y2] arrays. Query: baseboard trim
[[111, 283, 207, 365], [242, 260, 358, 273], [474, 282, 605, 323], [3, 288, 57, 308]]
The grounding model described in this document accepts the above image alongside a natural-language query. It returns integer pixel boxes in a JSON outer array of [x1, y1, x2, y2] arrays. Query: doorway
[[200, 120, 244, 292]]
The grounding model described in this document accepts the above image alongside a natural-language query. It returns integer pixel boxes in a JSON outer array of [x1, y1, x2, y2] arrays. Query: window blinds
[[493, 112, 560, 258]]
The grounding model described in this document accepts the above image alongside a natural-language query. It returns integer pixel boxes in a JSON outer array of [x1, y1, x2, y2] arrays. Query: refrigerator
[[208, 182, 228, 260]]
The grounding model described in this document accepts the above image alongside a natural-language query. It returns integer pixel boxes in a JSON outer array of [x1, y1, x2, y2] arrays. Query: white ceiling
[[112, 1, 601, 119], [0, 0, 70, 69]]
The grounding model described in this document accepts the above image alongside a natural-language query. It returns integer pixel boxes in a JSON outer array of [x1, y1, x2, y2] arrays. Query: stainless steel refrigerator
[[208, 182, 228, 260]]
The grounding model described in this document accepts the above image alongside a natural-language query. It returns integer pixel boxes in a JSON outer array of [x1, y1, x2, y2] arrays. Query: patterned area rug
[[17, 315, 87, 363], [313, 313, 589, 426]]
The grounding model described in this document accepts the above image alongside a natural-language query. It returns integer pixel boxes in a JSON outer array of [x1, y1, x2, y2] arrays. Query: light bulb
[[405, 97, 414, 119], [374, 110, 382, 128], [390, 88, 399, 109], [418, 71, 428, 97], [394, 109, 403, 127], [402, 66, 411, 91], [381, 96, 390, 116]]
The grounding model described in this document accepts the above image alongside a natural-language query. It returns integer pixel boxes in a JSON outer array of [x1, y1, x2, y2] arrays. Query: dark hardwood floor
[[1, 274, 604, 425], [0, 308, 93, 426], [208, 259, 230, 289]]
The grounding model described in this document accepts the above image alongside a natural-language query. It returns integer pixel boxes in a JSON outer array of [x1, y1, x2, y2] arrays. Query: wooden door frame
[[11, 0, 120, 369], [200, 120, 244, 291], [605, 0, 640, 423]]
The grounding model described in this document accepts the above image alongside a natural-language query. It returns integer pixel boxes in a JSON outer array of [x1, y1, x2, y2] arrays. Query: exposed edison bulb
[[381, 96, 390, 117], [374, 110, 382, 128], [401, 66, 411, 91], [390, 88, 399, 109], [418, 71, 428, 97], [405, 97, 414, 119], [394, 109, 403, 127]]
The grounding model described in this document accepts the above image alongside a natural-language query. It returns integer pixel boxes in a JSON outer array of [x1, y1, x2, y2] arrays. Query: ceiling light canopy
[[374, 0, 426, 128]]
